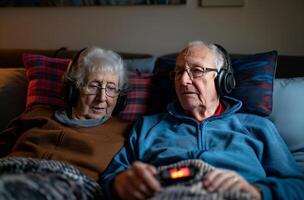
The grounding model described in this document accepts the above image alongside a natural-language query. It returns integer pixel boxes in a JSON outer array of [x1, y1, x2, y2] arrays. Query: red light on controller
[[169, 167, 190, 179]]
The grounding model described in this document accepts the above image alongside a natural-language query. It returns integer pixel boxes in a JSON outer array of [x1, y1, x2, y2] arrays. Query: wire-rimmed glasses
[[170, 66, 218, 80], [83, 81, 120, 97]]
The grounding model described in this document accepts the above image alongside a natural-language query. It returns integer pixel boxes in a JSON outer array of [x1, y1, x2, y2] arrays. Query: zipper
[[199, 122, 207, 151]]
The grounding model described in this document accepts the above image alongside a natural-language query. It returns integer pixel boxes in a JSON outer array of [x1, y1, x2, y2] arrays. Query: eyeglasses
[[170, 66, 218, 80], [83, 82, 119, 97]]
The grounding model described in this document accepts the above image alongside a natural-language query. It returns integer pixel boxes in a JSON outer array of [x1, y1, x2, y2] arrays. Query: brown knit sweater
[[0, 106, 132, 180]]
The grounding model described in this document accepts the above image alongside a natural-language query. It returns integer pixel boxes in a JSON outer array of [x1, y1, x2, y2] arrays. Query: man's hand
[[203, 169, 261, 200], [114, 161, 162, 200]]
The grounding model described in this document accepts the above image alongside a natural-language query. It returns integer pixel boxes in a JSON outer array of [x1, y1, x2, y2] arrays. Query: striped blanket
[[150, 159, 255, 200], [0, 157, 103, 200]]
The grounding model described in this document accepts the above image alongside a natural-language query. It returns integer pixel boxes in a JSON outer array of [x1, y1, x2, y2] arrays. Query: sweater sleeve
[[252, 119, 304, 199], [0, 106, 53, 157], [99, 117, 143, 199]]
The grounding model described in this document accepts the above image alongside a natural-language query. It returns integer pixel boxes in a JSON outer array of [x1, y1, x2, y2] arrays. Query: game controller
[[157, 166, 197, 186]]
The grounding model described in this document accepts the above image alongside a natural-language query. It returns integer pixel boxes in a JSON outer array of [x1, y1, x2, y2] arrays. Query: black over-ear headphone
[[62, 48, 127, 115], [214, 44, 236, 97], [62, 48, 86, 108]]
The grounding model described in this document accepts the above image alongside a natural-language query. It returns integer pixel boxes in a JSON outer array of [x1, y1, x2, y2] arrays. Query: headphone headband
[[214, 44, 232, 71], [66, 47, 87, 75]]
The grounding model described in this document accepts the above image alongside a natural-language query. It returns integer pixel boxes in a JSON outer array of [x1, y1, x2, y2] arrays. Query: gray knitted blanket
[[150, 159, 255, 200], [0, 157, 104, 200]]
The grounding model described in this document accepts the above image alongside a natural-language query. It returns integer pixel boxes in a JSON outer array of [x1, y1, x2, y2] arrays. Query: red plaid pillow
[[23, 53, 70, 109], [119, 72, 154, 121]]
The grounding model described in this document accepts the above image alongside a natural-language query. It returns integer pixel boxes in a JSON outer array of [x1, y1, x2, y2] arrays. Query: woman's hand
[[114, 161, 162, 200], [203, 168, 261, 200]]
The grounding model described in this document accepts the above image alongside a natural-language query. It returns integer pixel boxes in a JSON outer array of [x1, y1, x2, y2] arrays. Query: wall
[[0, 0, 303, 55]]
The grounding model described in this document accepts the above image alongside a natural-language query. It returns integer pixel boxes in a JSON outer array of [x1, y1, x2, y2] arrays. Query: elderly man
[[100, 41, 304, 200]]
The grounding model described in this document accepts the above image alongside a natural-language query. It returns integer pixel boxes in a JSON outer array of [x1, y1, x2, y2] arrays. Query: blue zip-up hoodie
[[100, 96, 304, 199]]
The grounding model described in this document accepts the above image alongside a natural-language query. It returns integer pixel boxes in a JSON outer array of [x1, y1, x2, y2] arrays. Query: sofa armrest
[[0, 68, 27, 132]]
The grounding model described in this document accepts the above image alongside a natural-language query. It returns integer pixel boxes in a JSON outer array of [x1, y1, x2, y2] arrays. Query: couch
[[0, 48, 304, 191]]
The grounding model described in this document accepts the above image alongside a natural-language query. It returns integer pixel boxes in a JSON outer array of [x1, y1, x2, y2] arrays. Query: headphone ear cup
[[224, 71, 236, 95], [112, 93, 127, 116], [216, 68, 226, 97], [214, 44, 236, 97], [69, 83, 79, 107], [216, 68, 236, 97], [62, 48, 87, 109], [63, 76, 79, 108]]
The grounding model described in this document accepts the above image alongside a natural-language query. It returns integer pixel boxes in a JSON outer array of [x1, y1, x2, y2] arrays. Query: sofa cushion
[[119, 72, 154, 121], [124, 57, 157, 73], [230, 51, 278, 116], [23, 53, 70, 109], [0, 68, 28, 132], [269, 77, 304, 170], [152, 51, 278, 116], [150, 57, 176, 114]]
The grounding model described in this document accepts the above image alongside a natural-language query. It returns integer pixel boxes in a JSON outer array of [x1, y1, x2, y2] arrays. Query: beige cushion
[[0, 68, 28, 132]]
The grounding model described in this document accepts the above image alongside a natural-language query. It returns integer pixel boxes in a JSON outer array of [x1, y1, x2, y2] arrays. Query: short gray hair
[[187, 40, 225, 71], [69, 46, 127, 91]]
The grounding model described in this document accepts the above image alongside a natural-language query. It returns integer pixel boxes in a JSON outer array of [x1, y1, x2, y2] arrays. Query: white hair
[[69, 46, 127, 90], [187, 40, 225, 71]]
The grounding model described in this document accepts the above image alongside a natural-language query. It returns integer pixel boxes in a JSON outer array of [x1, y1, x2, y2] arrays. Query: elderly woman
[[0, 47, 130, 198], [60, 46, 127, 123]]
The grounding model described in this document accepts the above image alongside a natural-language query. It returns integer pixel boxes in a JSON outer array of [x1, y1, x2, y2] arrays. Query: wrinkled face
[[72, 71, 119, 120], [174, 45, 219, 112]]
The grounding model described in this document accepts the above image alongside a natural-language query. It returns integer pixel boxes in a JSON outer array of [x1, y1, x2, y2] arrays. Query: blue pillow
[[149, 56, 177, 114], [269, 78, 304, 171], [124, 57, 157, 73], [231, 51, 278, 116]]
